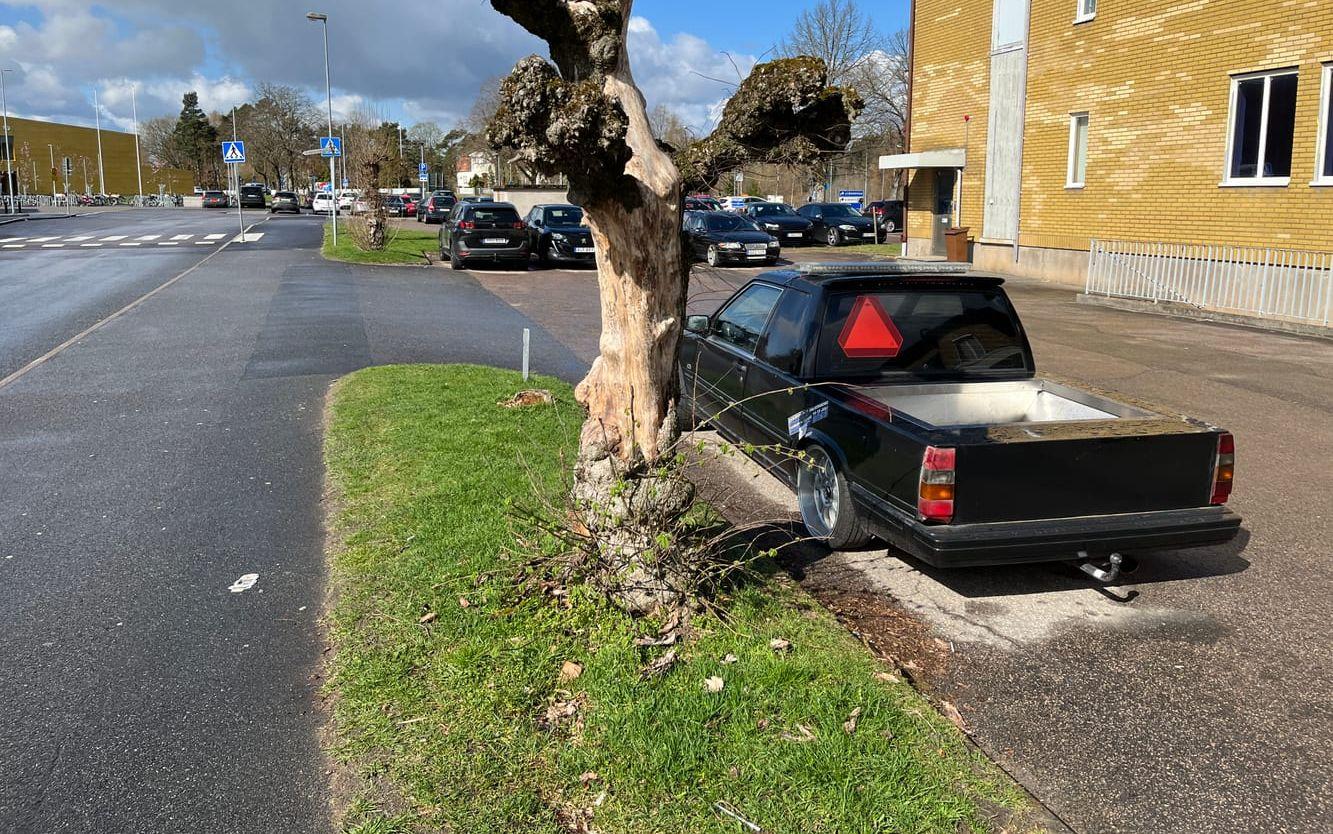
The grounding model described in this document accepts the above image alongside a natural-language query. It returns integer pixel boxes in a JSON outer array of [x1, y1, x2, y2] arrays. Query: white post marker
[[522, 328, 530, 381]]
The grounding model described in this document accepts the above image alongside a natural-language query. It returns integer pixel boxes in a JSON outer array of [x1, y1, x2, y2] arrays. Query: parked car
[[679, 262, 1242, 569], [684, 210, 780, 267], [312, 192, 336, 214], [383, 195, 407, 217], [685, 195, 723, 211], [239, 185, 266, 209], [439, 201, 530, 269], [460, 195, 494, 204], [270, 191, 301, 214], [202, 190, 229, 208], [337, 191, 357, 212], [798, 202, 877, 246], [418, 194, 455, 224], [866, 200, 904, 233], [400, 194, 418, 217], [725, 196, 767, 213], [524, 203, 596, 267], [746, 202, 815, 246]]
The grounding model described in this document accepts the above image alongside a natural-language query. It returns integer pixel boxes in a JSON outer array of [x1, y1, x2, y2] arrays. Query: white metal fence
[[1086, 239, 1333, 327]]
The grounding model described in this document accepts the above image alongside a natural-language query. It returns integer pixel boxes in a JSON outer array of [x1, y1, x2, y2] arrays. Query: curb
[[1075, 293, 1331, 341]]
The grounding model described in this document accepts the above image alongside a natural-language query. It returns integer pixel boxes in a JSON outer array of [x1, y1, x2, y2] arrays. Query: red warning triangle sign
[[837, 295, 903, 358]]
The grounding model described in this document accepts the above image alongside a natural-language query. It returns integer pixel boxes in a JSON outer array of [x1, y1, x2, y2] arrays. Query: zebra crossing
[[0, 232, 265, 250]]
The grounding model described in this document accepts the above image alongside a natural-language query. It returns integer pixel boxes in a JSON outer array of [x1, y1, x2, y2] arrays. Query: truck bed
[[861, 378, 1158, 428]]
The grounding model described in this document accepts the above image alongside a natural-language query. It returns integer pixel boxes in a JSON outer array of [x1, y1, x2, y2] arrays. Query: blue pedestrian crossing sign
[[221, 141, 246, 164], [320, 136, 343, 158], [418, 162, 429, 182]]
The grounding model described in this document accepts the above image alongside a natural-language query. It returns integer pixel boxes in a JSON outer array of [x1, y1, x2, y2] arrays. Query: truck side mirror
[[686, 315, 710, 334]]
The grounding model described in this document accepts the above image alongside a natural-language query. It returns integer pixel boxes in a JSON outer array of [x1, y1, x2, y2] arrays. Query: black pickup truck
[[679, 263, 1241, 570]]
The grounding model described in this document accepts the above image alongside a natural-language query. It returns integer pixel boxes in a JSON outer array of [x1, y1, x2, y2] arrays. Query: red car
[[401, 195, 418, 217]]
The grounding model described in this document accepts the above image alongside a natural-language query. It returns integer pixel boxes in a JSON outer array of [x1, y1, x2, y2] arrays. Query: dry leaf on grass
[[417, 611, 437, 625], [873, 671, 901, 684], [940, 700, 967, 732], [578, 771, 600, 787], [843, 707, 863, 735], [768, 637, 791, 653], [657, 610, 681, 635], [458, 596, 471, 608], [498, 389, 554, 409], [640, 648, 678, 680], [720, 653, 739, 664], [560, 660, 584, 681], [781, 723, 816, 742], [633, 633, 677, 648], [704, 676, 725, 693]]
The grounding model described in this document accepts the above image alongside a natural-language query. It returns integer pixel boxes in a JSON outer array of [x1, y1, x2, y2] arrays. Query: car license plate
[[575, 247, 595, 254], [483, 237, 508, 245], [863, 232, 876, 238], [745, 244, 768, 253], [786, 232, 803, 238]]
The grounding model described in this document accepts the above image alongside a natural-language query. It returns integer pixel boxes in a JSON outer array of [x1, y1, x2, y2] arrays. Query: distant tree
[[250, 83, 320, 188], [648, 104, 694, 152], [778, 0, 883, 84], [141, 115, 185, 169], [172, 92, 218, 187]]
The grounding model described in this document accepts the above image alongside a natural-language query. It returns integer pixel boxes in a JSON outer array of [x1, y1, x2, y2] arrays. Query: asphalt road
[[0, 209, 583, 833], [472, 250, 1333, 834]]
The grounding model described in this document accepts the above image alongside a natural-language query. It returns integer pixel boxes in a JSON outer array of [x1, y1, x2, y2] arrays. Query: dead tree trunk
[[489, 0, 859, 613]]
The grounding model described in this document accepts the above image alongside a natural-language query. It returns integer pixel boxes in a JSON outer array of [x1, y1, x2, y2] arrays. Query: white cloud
[[626, 16, 756, 136]]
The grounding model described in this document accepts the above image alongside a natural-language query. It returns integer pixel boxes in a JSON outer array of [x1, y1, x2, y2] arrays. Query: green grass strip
[[324, 364, 1026, 832], [321, 223, 438, 265]]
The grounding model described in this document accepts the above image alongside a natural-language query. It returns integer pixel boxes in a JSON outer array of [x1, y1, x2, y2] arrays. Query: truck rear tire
[[796, 444, 871, 550]]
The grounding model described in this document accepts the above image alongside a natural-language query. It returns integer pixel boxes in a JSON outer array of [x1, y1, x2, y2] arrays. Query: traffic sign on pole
[[221, 140, 246, 164], [320, 136, 343, 158], [418, 162, 429, 182]]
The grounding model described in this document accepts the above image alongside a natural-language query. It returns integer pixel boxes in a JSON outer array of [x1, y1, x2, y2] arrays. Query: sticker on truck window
[[838, 295, 903, 358], [787, 402, 829, 438]]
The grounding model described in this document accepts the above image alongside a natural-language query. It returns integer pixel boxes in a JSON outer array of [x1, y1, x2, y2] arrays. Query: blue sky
[[0, 1, 909, 135]]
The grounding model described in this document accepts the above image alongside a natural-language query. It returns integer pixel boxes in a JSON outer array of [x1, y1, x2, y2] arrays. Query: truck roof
[[762, 262, 1006, 290]]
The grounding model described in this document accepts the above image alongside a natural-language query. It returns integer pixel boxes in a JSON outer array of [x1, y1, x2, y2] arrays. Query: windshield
[[704, 213, 758, 232], [544, 207, 584, 226], [821, 204, 862, 218], [470, 207, 520, 223], [205, 191, 224, 197], [751, 204, 797, 217], [815, 289, 1031, 381]]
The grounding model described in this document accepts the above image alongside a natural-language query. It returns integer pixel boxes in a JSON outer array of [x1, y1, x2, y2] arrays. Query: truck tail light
[[1210, 432, 1235, 505], [918, 446, 956, 523]]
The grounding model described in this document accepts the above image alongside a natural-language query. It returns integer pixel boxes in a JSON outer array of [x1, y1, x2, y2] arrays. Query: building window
[[1317, 64, 1333, 185], [992, 0, 1029, 52], [1224, 68, 1299, 185], [1067, 113, 1089, 188], [1076, 0, 1096, 23]]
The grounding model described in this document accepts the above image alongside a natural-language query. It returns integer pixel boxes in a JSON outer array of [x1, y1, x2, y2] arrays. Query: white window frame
[[1067, 112, 1089, 189], [1221, 67, 1299, 187], [1075, 0, 1096, 24], [1315, 63, 1333, 186]]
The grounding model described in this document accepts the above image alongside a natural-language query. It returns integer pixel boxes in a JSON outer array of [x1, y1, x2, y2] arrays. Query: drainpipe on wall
[[903, 0, 915, 251], [1012, 0, 1033, 264]]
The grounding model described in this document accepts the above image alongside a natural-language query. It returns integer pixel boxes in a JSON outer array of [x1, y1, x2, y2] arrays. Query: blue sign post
[[320, 136, 343, 158], [838, 189, 865, 209], [221, 140, 246, 164], [418, 162, 429, 183]]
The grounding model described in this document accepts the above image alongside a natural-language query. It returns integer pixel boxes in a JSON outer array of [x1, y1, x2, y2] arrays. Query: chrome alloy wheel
[[796, 446, 840, 539]]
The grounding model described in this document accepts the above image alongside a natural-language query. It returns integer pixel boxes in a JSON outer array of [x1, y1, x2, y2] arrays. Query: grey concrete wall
[[494, 187, 572, 218]]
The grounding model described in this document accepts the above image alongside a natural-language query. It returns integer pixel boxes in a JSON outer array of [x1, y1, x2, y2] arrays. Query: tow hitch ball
[[1076, 551, 1136, 583]]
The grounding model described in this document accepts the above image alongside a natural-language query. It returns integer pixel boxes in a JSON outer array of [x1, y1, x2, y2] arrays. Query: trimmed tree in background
[[172, 92, 218, 188], [487, 0, 859, 612]]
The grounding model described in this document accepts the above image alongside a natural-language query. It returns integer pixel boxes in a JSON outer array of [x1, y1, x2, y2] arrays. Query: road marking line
[[194, 241, 214, 245], [171, 234, 193, 241], [80, 243, 103, 248], [136, 234, 162, 241], [100, 235, 127, 241], [204, 234, 226, 240], [0, 213, 274, 394], [231, 232, 265, 243], [158, 241, 180, 246], [66, 236, 92, 242], [3, 243, 25, 249], [41, 244, 65, 248], [28, 236, 57, 242], [119, 242, 142, 247]]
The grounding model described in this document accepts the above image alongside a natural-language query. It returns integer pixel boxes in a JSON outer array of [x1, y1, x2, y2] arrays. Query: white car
[[312, 192, 336, 214], [337, 191, 357, 212]]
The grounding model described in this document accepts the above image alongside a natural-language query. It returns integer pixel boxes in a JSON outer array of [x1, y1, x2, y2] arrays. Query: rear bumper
[[861, 497, 1242, 568], [458, 242, 529, 262]]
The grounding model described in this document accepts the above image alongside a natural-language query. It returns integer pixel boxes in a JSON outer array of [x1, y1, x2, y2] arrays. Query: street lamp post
[[93, 89, 106, 197], [1, 68, 13, 214], [307, 11, 337, 246], [47, 144, 56, 202], [130, 82, 144, 205]]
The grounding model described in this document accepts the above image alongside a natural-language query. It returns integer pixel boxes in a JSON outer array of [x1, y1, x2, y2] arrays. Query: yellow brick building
[[892, 0, 1333, 290], [1, 116, 195, 198]]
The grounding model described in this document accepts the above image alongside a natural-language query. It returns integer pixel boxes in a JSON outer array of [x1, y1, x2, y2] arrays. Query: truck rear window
[[814, 289, 1030, 380]]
